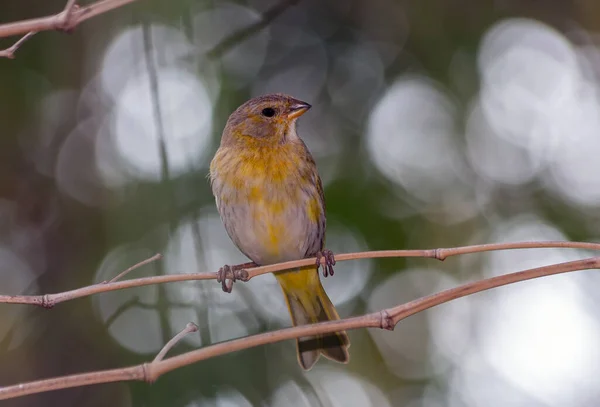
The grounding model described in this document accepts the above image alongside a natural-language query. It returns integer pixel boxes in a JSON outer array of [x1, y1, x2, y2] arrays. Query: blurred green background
[[2, 0, 600, 406]]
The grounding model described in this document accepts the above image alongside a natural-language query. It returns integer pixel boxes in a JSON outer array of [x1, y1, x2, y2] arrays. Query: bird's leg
[[217, 262, 258, 293], [315, 249, 336, 277]]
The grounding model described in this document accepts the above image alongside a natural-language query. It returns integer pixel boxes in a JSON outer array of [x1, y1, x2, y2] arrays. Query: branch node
[[434, 248, 447, 261], [380, 310, 394, 331], [141, 362, 154, 383], [41, 294, 54, 309], [57, 2, 81, 33]]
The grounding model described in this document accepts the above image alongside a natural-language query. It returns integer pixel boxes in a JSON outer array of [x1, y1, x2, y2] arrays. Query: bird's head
[[221, 93, 311, 146]]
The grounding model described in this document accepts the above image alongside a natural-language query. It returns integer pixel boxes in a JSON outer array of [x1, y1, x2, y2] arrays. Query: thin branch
[[1, 255, 597, 400], [153, 323, 198, 363], [206, 0, 301, 59], [0, 241, 598, 307], [0, 0, 293, 58], [106, 253, 162, 283], [62, 0, 80, 25], [0, 32, 37, 59], [0, 0, 297, 60], [0, 0, 298, 61], [0, 0, 139, 40], [0, 272, 217, 308]]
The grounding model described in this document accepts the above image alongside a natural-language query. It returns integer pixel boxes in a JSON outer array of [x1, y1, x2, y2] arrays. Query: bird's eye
[[261, 107, 276, 117]]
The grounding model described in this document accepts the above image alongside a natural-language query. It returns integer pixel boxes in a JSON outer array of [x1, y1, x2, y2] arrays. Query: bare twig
[[0, 241, 598, 307], [106, 253, 163, 283], [0, 0, 139, 42], [0, 271, 217, 308], [0, 255, 597, 400], [64, 0, 79, 14], [206, 0, 301, 59], [153, 323, 198, 363], [0, 32, 37, 59], [0, 0, 297, 60], [60, 0, 80, 31]]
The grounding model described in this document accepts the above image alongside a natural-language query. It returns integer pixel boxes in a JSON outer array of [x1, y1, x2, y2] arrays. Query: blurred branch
[[0, 0, 300, 59], [0, 32, 37, 59], [1, 255, 598, 400], [0, 0, 139, 57], [63, 0, 80, 23], [206, 0, 301, 59], [0, 240, 598, 307]]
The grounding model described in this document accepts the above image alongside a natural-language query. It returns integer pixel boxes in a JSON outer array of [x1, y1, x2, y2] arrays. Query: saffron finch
[[209, 93, 349, 370]]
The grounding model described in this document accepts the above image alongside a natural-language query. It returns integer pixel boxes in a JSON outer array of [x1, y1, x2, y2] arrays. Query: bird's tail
[[275, 266, 350, 370]]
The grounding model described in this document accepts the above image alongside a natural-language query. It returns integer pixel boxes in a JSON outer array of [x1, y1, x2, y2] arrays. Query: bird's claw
[[217, 265, 235, 293], [216, 262, 257, 293], [316, 249, 336, 277]]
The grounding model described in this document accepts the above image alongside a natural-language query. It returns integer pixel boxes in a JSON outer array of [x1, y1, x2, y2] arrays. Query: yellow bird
[[209, 93, 349, 370]]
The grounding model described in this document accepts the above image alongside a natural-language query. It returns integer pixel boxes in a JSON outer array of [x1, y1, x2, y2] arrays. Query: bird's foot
[[315, 249, 336, 277], [216, 262, 257, 293], [217, 265, 234, 293]]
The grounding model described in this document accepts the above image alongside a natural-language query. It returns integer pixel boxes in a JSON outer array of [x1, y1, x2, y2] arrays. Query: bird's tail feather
[[276, 266, 350, 370]]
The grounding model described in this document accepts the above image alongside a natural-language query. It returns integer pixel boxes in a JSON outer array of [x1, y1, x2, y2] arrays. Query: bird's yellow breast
[[210, 142, 323, 265]]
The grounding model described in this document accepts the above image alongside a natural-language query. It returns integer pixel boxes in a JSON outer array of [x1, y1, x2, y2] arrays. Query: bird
[[209, 93, 349, 370]]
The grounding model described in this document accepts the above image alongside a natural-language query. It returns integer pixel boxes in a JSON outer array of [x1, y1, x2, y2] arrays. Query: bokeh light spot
[[111, 67, 213, 181]]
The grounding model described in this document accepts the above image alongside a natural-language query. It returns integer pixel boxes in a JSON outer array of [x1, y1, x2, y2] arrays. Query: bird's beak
[[287, 100, 311, 119]]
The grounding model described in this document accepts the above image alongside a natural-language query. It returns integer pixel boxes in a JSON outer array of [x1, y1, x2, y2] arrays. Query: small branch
[[64, 0, 79, 12], [0, 32, 37, 59], [59, 0, 81, 32], [153, 323, 198, 363], [0, 272, 217, 307], [1, 255, 597, 400], [0, 0, 294, 60], [0, 241, 598, 307], [206, 0, 301, 59], [386, 255, 600, 324], [0, 0, 139, 42], [106, 253, 163, 283]]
